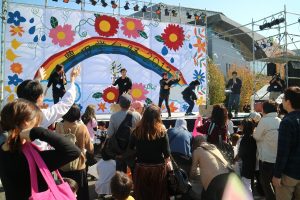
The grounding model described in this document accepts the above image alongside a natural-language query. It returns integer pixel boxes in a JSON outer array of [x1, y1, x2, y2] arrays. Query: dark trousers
[[259, 161, 276, 200], [183, 97, 195, 114], [201, 173, 230, 200], [228, 93, 240, 114], [53, 90, 65, 104], [158, 94, 171, 117], [116, 159, 135, 175]]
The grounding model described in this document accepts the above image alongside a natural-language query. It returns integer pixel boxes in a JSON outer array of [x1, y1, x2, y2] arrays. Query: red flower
[[102, 86, 119, 103], [161, 24, 185, 51], [94, 15, 119, 37]]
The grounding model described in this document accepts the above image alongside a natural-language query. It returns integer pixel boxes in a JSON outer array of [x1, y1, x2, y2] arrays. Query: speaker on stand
[[286, 61, 300, 87], [267, 63, 276, 76]]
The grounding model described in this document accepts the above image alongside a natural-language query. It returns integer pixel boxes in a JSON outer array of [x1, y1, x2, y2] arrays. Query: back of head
[[262, 100, 277, 114], [62, 104, 81, 123], [0, 99, 42, 152], [63, 178, 78, 193], [211, 104, 228, 127], [241, 119, 255, 136], [230, 134, 240, 146], [110, 171, 133, 200], [248, 112, 261, 123], [82, 105, 96, 124], [119, 94, 132, 109], [135, 104, 165, 140], [175, 118, 187, 130], [192, 135, 206, 150], [131, 101, 144, 111], [17, 79, 43, 103], [284, 86, 300, 110]]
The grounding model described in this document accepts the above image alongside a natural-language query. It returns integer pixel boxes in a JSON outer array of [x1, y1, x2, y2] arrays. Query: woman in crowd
[[234, 119, 257, 196], [56, 104, 94, 200], [129, 104, 171, 200], [190, 135, 231, 200], [81, 104, 98, 142], [196, 104, 228, 145], [0, 99, 80, 200]]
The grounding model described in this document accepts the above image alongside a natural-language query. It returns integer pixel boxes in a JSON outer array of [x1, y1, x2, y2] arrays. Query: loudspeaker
[[287, 78, 300, 87], [267, 63, 276, 76], [287, 61, 300, 77]]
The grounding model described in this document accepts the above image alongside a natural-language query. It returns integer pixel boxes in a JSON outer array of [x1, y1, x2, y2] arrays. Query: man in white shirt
[[253, 100, 281, 200], [16, 67, 80, 149]]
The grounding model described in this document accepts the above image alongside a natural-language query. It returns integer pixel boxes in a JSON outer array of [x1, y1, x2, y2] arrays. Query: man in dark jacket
[[272, 86, 300, 200], [113, 68, 132, 103], [182, 80, 200, 116], [226, 71, 242, 115], [158, 72, 180, 118]]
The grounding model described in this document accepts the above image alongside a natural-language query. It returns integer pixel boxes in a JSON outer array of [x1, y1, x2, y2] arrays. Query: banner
[[4, 3, 207, 114]]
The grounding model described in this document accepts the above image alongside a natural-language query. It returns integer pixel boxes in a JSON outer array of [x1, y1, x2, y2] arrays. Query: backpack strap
[[200, 145, 231, 170], [114, 112, 133, 136]]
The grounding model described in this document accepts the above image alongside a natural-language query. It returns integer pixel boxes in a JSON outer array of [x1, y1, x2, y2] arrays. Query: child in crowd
[[234, 119, 257, 196], [95, 144, 116, 198], [81, 105, 98, 142], [110, 171, 134, 200], [230, 134, 241, 175], [63, 178, 79, 198], [227, 112, 234, 135]]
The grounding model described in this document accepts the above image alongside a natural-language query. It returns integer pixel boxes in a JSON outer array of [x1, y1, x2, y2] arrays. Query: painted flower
[[120, 17, 144, 39], [193, 69, 205, 84], [102, 86, 119, 103], [10, 63, 23, 74], [98, 102, 107, 112], [131, 83, 148, 101], [94, 15, 119, 37], [49, 24, 75, 47], [161, 24, 185, 51], [8, 74, 23, 86], [182, 104, 189, 111], [196, 96, 206, 106], [7, 11, 26, 26], [193, 38, 206, 53], [9, 25, 25, 36], [169, 102, 178, 112]]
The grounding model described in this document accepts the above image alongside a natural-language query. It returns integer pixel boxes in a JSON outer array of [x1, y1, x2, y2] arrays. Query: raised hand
[[70, 65, 81, 83]]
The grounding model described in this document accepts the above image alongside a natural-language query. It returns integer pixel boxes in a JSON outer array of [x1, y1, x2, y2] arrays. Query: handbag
[[22, 142, 76, 200], [167, 156, 192, 195]]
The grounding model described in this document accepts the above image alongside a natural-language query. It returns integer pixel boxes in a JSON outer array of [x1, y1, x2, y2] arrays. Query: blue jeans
[[228, 93, 240, 113]]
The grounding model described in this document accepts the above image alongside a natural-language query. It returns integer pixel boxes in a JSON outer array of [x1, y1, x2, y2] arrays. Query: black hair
[[62, 104, 81, 122], [284, 87, 300, 110], [110, 172, 133, 200], [55, 64, 64, 72], [262, 100, 277, 114], [120, 68, 127, 73], [232, 71, 237, 75], [16, 80, 43, 103]]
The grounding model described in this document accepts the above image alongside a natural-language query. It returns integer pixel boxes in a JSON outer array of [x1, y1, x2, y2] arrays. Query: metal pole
[[0, 0, 8, 109], [205, 9, 209, 107], [251, 18, 256, 111], [284, 5, 289, 87]]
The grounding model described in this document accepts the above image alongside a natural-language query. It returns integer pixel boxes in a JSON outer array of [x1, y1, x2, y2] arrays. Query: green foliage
[[207, 59, 225, 105]]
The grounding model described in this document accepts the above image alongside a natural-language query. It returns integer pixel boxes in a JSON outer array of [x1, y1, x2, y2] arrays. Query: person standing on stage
[[158, 72, 180, 118], [112, 68, 132, 103], [226, 71, 242, 115], [45, 64, 67, 104], [182, 80, 200, 116]]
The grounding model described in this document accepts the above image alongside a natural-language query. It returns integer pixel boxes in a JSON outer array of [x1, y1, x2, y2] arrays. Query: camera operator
[[268, 73, 285, 100]]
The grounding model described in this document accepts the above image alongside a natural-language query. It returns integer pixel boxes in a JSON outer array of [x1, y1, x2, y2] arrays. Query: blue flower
[[182, 104, 189, 111], [7, 11, 26, 26], [193, 69, 205, 84], [8, 74, 23, 86], [78, 104, 83, 111]]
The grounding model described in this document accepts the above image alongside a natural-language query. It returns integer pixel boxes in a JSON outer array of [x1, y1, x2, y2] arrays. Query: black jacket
[[182, 84, 197, 100], [226, 78, 242, 94], [159, 78, 180, 96]]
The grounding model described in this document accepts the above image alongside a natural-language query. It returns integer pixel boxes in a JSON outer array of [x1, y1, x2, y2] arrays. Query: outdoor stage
[[96, 112, 251, 132]]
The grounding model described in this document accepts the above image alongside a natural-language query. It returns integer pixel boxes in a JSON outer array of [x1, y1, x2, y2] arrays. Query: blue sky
[[1, 0, 300, 49]]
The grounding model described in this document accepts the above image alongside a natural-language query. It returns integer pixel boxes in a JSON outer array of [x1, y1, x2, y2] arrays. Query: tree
[[207, 59, 226, 104]]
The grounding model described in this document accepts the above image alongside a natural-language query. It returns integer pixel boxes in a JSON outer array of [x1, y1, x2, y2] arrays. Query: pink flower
[[49, 24, 75, 47], [120, 18, 144, 39]]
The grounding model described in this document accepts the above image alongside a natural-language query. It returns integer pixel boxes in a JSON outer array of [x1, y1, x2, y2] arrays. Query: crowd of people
[[0, 63, 300, 200]]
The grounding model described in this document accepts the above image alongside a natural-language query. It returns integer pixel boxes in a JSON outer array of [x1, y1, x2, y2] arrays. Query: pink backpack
[[22, 142, 76, 200], [192, 115, 203, 137]]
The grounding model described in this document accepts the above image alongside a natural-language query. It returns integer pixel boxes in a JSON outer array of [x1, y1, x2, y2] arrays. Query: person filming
[[268, 73, 285, 100]]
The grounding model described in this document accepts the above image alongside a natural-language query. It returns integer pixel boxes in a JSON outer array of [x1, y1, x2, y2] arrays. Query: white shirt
[[34, 83, 76, 150], [227, 120, 234, 134], [253, 112, 281, 163], [95, 159, 116, 195]]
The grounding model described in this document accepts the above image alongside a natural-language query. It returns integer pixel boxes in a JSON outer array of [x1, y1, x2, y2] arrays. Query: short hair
[[63, 178, 78, 193], [98, 121, 106, 127], [262, 100, 277, 114], [110, 172, 133, 200], [120, 68, 127, 73], [17, 80, 43, 103], [55, 64, 64, 72], [284, 86, 300, 109], [62, 104, 81, 122], [232, 71, 237, 75]]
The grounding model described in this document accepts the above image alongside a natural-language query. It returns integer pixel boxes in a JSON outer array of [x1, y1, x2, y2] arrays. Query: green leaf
[[50, 17, 58, 29], [155, 35, 164, 43], [138, 30, 148, 39], [94, 14, 100, 18], [92, 92, 102, 99]]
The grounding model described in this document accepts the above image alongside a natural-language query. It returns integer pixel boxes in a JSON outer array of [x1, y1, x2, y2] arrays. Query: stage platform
[[96, 112, 251, 132]]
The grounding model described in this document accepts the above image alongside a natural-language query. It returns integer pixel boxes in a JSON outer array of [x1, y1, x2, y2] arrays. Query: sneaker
[[166, 116, 171, 119], [185, 113, 190, 116], [189, 112, 196, 115]]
